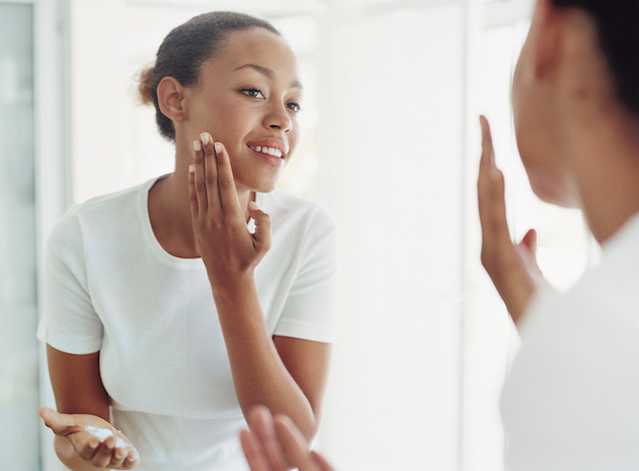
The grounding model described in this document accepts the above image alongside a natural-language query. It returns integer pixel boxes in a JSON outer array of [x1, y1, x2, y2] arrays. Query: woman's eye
[[287, 102, 302, 113], [240, 88, 265, 99]]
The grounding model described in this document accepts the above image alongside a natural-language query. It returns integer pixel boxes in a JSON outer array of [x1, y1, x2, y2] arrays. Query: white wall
[[316, 4, 466, 469]]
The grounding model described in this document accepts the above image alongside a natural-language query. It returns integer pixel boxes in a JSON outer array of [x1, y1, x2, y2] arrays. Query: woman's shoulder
[[49, 179, 150, 249]]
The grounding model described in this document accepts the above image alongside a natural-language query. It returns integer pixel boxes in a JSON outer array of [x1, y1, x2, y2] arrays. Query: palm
[[478, 116, 550, 324], [39, 407, 139, 469]]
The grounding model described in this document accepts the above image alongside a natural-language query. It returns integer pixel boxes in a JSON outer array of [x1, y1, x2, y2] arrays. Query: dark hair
[[552, 0, 639, 115], [138, 11, 280, 141]]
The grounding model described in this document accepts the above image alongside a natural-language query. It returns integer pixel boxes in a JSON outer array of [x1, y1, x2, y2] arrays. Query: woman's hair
[[553, 0, 639, 115], [138, 11, 280, 141]]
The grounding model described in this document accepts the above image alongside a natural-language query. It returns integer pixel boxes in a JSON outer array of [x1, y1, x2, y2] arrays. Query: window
[[0, 3, 39, 470]]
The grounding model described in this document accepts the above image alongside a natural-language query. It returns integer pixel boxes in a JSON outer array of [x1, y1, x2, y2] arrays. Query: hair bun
[[137, 65, 155, 105]]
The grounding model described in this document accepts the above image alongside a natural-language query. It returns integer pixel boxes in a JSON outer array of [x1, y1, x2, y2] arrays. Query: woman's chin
[[238, 177, 278, 194], [530, 175, 578, 208]]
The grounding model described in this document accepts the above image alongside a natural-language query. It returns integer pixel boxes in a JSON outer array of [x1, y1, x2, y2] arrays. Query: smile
[[247, 144, 285, 167], [248, 144, 284, 159]]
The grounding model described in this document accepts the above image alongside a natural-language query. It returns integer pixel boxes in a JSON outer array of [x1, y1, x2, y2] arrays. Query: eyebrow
[[233, 63, 303, 90]]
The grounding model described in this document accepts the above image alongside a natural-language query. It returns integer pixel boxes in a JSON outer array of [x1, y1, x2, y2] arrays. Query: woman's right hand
[[39, 407, 139, 469], [477, 116, 550, 326]]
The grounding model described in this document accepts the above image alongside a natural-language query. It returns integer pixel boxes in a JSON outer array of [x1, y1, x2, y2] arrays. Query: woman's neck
[[570, 113, 639, 245], [149, 160, 253, 256]]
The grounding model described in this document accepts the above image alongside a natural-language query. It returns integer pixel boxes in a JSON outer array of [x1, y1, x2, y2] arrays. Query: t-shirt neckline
[[138, 173, 262, 270]]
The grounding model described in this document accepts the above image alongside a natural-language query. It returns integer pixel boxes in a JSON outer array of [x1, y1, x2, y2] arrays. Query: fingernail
[[200, 132, 211, 145], [248, 201, 258, 211], [193, 139, 201, 152], [214, 142, 222, 155], [188, 164, 195, 174]]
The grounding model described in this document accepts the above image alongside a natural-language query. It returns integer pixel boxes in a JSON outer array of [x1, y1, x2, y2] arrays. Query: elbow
[[292, 410, 319, 443], [294, 402, 321, 442], [302, 420, 318, 442], [243, 404, 319, 443]]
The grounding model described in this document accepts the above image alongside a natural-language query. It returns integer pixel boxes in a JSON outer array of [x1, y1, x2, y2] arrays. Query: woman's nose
[[265, 106, 292, 133]]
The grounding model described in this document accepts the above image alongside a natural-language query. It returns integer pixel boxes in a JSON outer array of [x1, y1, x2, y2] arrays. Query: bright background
[[0, 0, 597, 470]]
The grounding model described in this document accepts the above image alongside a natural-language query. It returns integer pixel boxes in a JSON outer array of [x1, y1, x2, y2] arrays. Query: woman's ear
[[529, 0, 564, 80], [157, 76, 186, 123]]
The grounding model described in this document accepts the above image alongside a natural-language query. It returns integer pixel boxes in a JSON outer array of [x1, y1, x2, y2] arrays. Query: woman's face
[[183, 28, 302, 193], [511, 1, 577, 207]]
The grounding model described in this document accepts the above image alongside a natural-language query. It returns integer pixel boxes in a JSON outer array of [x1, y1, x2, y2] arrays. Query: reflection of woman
[[240, 0, 639, 470], [37, 11, 336, 471]]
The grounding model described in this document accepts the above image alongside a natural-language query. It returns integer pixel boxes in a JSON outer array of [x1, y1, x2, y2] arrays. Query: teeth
[[250, 145, 283, 158]]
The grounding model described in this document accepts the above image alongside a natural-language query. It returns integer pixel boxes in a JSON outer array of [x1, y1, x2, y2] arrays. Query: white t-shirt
[[37, 174, 337, 471], [501, 213, 639, 471]]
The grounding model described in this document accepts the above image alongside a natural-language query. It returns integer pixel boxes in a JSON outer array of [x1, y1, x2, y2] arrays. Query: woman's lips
[[247, 144, 284, 167], [248, 143, 284, 158]]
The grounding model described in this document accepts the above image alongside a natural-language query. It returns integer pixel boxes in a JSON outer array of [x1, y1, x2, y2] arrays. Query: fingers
[[310, 451, 335, 471], [239, 429, 272, 471], [479, 115, 496, 167], [273, 415, 319, 471], [39, 408, 139, 469], [110, 443, 129, 469], [520, 229, 537, 254], [70, 428, 138, 468], [39, 407, 81, 436], [248, 406, 288, 471], [88, 436, 137, 469], [517, 229, 543, 276], [477, 116, 511, 247], [249, 202, 272, 255], [70, 432, 101, 461], [242, 406, 331, 471], [91, 436, 117, 468], [214, 141, 243, 220], [122, 451, 140, 469], [192, 133, 208, 213], [190, 134, 243, 226], [188, 164, 198, 219], [201, 132, 222, 218]]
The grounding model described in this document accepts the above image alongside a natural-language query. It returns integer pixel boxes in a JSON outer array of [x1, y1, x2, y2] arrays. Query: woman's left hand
[[189, 132, 271, 289]]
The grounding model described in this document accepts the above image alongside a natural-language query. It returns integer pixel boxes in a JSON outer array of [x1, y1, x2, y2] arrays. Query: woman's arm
[[188, 135, 330, 440], [45, 346, 138, 470], [48, 346, 110, 470], [214, 277, 330, 440]]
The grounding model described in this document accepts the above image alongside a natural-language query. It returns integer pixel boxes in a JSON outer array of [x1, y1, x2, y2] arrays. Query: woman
[[240, 0, 639, 469], [37, 11, 336, 471]]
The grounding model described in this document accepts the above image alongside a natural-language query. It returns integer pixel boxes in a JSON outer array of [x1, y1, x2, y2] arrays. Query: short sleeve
[[37, 209, 103, 354], [273, 207, 337, 343]]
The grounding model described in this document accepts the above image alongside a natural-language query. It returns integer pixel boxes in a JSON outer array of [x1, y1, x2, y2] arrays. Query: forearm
[[54, 435, 103, 471], [212, 275, 318, 440]]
